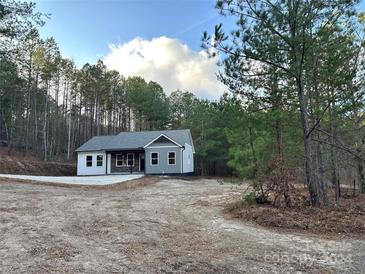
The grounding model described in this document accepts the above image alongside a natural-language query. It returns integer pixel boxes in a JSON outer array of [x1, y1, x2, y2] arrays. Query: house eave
[[105, 148, 144, 152], [76, 149, 105, 153]]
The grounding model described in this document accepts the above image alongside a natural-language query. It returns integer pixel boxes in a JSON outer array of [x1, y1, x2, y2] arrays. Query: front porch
[[107, 150, 145, 174]]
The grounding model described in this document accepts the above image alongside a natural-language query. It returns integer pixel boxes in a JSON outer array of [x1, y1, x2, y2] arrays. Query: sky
[[35, 0, 231, 99], [35, 0, 365, 99]]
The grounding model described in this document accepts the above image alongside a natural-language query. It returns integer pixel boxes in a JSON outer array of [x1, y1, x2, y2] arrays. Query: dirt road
[[0, 174, 144, 185], [0, 178, 363, 273]]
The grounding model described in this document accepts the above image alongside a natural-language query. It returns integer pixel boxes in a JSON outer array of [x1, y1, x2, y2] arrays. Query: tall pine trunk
[[316, 126, 328, 206], [67, 113, 72, 161], [43, 82, 49, 161], [296, 78, 320, 206], [25, 55, 32, 155]]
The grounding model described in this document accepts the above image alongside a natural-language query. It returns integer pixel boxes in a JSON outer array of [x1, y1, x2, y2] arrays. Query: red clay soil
[[225, 188, 365, 237], [0, 155, 76, 176]]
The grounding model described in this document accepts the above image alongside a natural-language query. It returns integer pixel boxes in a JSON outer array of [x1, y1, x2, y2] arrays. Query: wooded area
[[202, 0, 365, 206], [1, 0, 365, 207]]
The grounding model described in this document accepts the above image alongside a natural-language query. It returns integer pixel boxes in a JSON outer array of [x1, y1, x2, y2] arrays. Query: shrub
[[250, 180, 267, 203], [226, 191, 257, 212], [260, 157, 296, 207], [226, 199, 246, 212], [244, 191, 257, 205]]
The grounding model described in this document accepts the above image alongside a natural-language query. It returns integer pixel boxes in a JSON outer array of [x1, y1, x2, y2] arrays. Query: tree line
[[1, 0, 365, 206], [0, 1, 235, 177], [0, 1, 171, 159], [203, 0, 365, 205]]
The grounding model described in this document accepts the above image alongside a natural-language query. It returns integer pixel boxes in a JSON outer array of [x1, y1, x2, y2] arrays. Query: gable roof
[[143, 134, 183, 148], [75, 129, 194, 153]]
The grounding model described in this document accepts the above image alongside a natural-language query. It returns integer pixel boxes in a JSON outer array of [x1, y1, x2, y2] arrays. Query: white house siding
[[77, 151, 107, 176], [183, 143, 194, 173]]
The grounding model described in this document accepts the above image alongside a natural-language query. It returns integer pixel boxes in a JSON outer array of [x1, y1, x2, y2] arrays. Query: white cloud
[[103, 36, 226, 99]]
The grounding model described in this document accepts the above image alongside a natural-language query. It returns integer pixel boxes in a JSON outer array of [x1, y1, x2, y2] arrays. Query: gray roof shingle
[[75, 136, 116, 152], [75, 129, 194, 152]]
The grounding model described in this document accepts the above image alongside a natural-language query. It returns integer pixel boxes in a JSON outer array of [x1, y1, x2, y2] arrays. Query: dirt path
[[0, 178, 363, 273], [0, 174, 144, 185]]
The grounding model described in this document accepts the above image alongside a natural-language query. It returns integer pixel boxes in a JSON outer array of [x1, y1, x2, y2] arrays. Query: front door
[[139, 154, 145, 172]]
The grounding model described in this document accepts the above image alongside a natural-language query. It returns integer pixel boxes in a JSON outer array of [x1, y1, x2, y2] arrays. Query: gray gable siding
[[148, 141, 178, 147], [151, 136, 174, 144], [145, 146, 182, 174]]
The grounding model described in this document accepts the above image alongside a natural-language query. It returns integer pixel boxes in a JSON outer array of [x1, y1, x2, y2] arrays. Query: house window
[[97, 155, 103, 166], [116, 154, 126, 167], [127, 153, 134, 166], [86, 155, 92, 167], [151, 152, 159, 165], [168, 152, 176, 165]]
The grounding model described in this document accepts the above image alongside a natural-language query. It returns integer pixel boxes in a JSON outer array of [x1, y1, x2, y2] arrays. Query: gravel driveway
[[0, 178, 363, 273], [0, 174, 144, 185]]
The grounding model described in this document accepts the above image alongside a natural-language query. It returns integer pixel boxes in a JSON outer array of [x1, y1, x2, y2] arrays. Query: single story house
[[75, 129, 195, 176]]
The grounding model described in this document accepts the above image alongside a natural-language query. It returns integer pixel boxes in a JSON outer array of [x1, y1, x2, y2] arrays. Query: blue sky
[[34, 0, 365, 98], [35, 0, 227, 66]]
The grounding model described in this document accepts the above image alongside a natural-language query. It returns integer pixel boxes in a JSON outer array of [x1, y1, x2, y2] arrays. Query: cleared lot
[[0, 174, 143, 185], [0, 178, 364, 273]]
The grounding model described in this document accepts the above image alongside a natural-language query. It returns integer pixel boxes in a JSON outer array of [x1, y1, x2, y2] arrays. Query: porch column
[[107, 153, 111, 174]]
